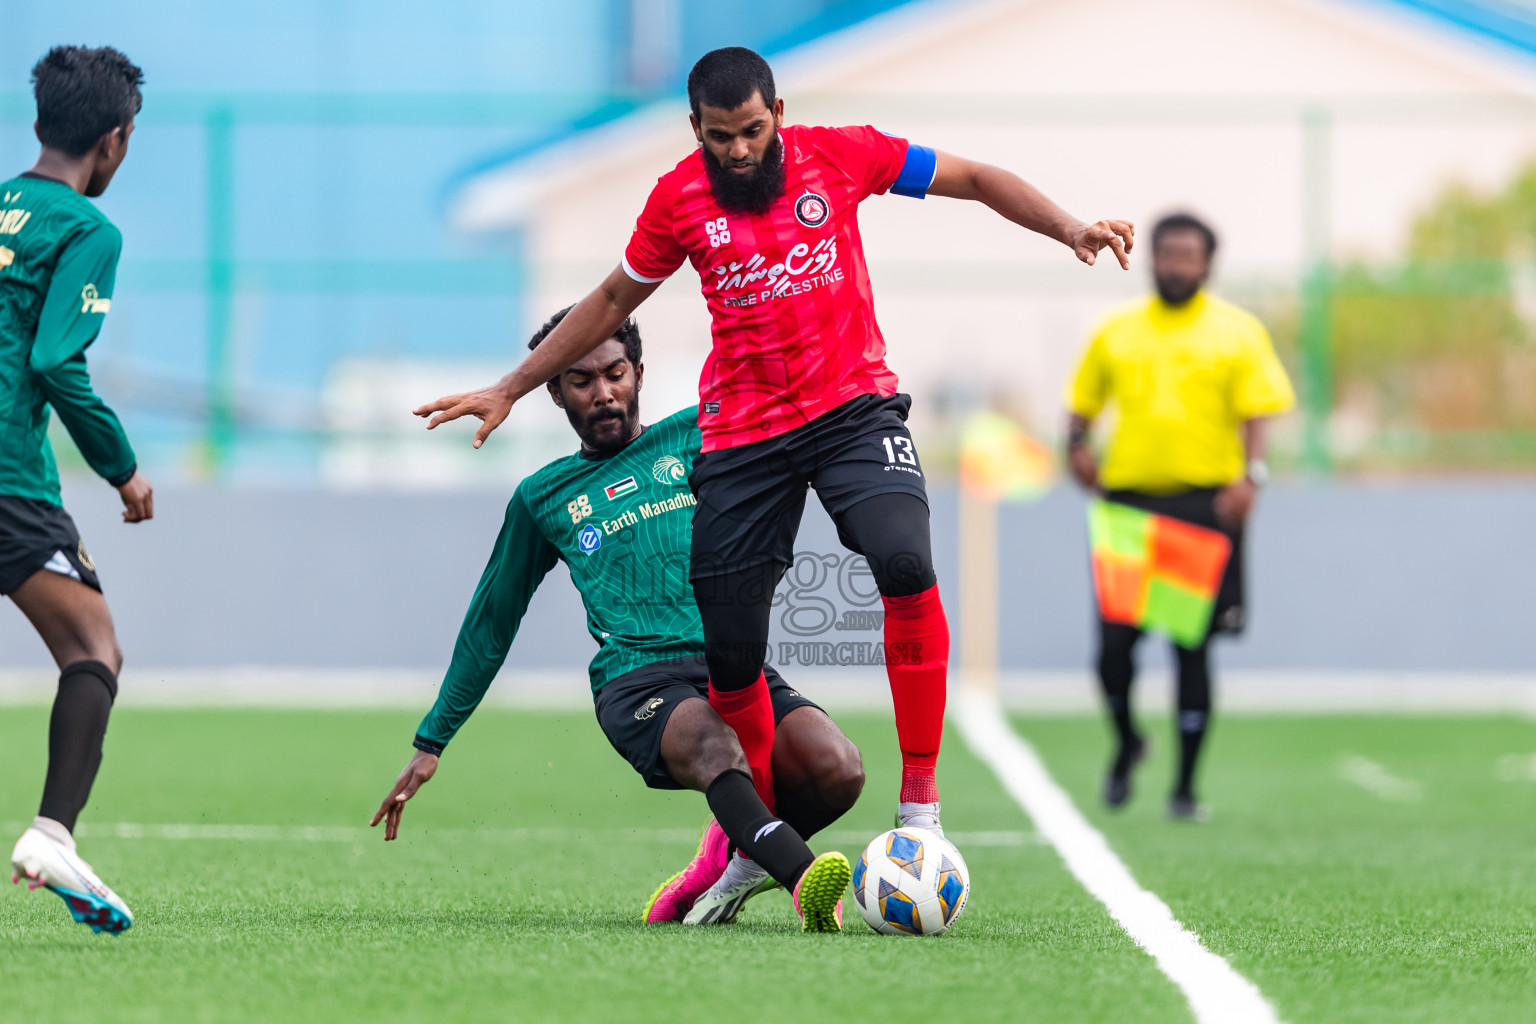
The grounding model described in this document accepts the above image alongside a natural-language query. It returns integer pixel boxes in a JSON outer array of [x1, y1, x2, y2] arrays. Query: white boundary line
[[956, 689, 1282, 1024], [1338, 756, 1422, 803], [4, 668, 1535, 714]]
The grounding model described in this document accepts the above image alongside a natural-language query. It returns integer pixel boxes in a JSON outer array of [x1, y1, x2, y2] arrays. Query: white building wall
[[453, 0, 1536, 442]]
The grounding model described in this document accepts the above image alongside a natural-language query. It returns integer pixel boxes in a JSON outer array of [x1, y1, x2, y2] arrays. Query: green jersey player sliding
[[372, 308, 861, 931], [5, 47, 152, 935]]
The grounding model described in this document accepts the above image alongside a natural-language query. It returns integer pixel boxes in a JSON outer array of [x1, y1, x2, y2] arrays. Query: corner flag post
[[956, 411, 1057, 701]]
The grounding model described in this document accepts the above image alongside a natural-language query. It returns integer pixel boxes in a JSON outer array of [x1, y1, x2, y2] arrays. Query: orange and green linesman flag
[[1088, 499, 1232, 648]]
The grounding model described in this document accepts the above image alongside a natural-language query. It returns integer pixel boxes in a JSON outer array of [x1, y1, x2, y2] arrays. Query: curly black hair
[[32, 45, 144, 157], [1152, 212, 1218, 259], [528, 305, 642, 387]]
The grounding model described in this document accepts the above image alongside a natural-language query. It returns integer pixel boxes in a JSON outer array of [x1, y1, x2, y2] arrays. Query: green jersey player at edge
[[372, 307, 863, 932], [7, 46, 153, 937]]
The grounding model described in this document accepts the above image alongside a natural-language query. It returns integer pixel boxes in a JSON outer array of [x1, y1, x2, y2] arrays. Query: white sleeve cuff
[[622, 254, 671, 284]]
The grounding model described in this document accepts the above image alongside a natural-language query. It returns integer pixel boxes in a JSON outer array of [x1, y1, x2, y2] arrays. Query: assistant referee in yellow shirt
[[1064, 213, 1295, 819]]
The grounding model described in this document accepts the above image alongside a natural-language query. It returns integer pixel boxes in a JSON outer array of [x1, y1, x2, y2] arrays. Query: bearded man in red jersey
[[418, 46, 1132, 880]]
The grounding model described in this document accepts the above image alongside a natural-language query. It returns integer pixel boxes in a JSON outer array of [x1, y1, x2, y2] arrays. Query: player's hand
[[370, 750, 439, 841], [1071, 219, 1134, 269], [1068, 444, 1100, 492], [413, 380, 516, 449], [1214, 479, 1257, 529], [116, 470, 154, 523]]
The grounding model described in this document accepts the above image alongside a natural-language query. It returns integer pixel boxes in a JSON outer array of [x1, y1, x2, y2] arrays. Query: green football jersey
[[0, 174, 135, 505], [417, 406, 705, 749]]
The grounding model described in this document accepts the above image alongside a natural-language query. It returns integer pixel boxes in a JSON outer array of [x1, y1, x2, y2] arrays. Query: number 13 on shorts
[[882, 435, 918, 466]]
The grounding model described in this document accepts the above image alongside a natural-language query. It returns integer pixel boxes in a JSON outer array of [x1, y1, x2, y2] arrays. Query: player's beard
[[1154, 272, 1203, 306], [705, 129, 786, 215], [572, 396, 642, 456]]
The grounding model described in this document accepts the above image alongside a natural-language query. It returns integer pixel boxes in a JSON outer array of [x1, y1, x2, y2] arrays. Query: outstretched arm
[[413, 489, 559, 751], [414, 266, 660, 448], [927, 152, 1134, 269], [371, 489, 559, 840]]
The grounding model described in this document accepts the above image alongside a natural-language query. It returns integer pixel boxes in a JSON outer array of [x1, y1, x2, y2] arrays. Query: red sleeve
[[822, 125, 910, 201], [622, 175, 687, 283]]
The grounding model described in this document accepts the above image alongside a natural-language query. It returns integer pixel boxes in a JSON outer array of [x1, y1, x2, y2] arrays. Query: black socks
[[773, 784, 846, 843], [1176, 711, 1209, 799], [1098, 623, 1142, 772], [705, 769, 815, 890], [38, 660, 117, 833], [1101, 622, 1214, 800], [1174, 643, 1212, 800]]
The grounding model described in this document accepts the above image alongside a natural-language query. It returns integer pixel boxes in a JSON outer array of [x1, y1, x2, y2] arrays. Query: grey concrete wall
[[987, 482, 1536, 672], [2, 477, 1533, 671]]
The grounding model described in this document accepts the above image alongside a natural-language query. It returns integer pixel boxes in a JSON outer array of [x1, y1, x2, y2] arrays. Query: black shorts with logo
[[0, 495, 101, 596], [687, 392, 929, 581], [593, 655, 821, 790]]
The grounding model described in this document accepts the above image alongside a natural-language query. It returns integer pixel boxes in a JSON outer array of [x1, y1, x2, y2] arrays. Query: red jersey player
[[419, 48, 1132, 923]]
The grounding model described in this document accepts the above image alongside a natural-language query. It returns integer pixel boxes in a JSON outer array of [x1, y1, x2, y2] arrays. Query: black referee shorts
[[687, 393, 930, 581], [593, 656, 820, 790], [0, 495, 102, 596]]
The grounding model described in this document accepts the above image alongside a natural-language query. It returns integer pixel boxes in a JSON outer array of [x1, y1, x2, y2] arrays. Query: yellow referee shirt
[[1066, 292, 1295, 493]]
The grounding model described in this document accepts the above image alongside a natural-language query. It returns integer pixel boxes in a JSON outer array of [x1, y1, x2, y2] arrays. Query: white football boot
[[11, 823, 133, 935], [682, 852, 779, 925], [896, 801, 943, 837]]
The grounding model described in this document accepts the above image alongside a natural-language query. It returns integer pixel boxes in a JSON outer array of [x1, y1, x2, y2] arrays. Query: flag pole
[[959, 485, 999, 699]]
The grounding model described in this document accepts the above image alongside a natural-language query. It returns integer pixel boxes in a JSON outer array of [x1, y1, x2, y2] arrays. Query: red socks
[[708, 673, 776, 811], [706, 588, 948, 811], [883, 584, 949, 804]]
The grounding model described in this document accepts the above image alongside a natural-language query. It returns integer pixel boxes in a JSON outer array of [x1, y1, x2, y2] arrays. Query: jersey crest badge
[[80, 284, 111, 314], [794, 190, 830, 228], [652, 456, 686, 485], [604, 476, 638, 501], [578, 523, 603, 555]]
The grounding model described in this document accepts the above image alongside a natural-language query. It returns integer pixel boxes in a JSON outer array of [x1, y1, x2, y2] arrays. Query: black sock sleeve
[[705, 769, 815, 890], [38, 660, 117, 833]]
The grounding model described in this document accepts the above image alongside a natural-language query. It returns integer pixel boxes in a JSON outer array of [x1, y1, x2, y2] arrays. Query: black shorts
[[1103, 487, 1246, 636], [593, 655, 821, 790], [688, 393, 929, 581], [0, 496, 101, 596]]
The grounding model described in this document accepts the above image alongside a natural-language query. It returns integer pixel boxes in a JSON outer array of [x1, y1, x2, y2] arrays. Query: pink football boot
[[643, 818, 730, 923]]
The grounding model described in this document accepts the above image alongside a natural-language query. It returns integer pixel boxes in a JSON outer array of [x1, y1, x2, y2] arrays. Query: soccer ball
[[852, 827, 969, 936]]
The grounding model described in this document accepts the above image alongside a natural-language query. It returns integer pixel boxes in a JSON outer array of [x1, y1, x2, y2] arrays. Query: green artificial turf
[[0, 708, 1181, 1024], [1013, 713, 1536, 1023], [2, 707, 1532, 1022]]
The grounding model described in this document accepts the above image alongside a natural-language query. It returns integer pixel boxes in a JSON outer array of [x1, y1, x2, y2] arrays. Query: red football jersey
[[623, 124, 936, 451]]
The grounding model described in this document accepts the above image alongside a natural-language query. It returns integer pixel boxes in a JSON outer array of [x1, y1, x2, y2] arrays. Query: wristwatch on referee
[[1245, 458, 1270, 487]]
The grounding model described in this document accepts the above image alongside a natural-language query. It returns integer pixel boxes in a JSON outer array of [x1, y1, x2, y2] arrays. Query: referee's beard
[[1155, 272, 1203, 307], [572, 396, 642, 457], [705, 129, 786, 215]]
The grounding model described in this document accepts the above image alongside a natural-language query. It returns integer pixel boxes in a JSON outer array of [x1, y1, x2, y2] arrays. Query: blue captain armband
[[891, 143, 937, 198]]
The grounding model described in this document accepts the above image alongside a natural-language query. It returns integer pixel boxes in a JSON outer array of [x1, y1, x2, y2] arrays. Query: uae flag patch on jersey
[[605, 475, 639, 501]]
